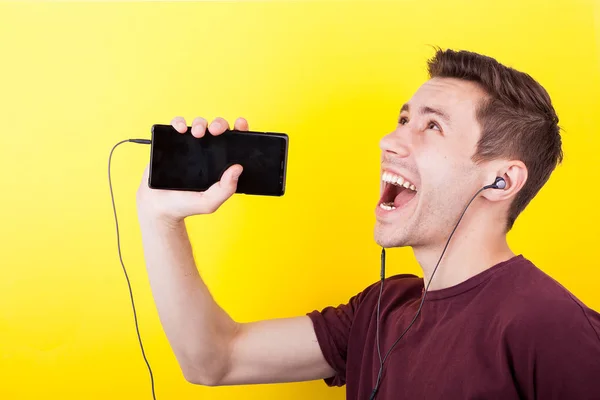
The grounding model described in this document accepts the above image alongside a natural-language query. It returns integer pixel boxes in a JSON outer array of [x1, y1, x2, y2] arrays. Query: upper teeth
[[382, 171, 417, 191]]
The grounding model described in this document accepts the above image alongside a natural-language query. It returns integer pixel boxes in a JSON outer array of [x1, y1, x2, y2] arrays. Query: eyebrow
[[400, 103, 452, 126]]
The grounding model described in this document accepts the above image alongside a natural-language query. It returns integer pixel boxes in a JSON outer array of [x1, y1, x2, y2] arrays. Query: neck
[[412, 214, 516, 291]]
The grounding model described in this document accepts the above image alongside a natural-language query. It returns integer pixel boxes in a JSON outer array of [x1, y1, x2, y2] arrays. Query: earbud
[[484, 177, 506, 190], [493, 177, 506, 189], [483, 176, 506, 189]]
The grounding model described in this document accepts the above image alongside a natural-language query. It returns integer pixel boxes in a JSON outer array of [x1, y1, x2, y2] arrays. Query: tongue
[[394, 188, 416, 208]]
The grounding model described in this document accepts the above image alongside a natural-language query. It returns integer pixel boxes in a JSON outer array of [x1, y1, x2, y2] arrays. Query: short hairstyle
[[427, 49, 563, 230]]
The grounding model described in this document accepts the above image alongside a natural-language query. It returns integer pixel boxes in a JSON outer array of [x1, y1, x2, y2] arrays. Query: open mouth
[[378, 171, 418, 211]]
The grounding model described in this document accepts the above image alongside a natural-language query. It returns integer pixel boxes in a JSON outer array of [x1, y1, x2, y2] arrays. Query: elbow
[[178, 353, 229, 387], [182, 369, 222, 387], [178, 321, 241, 386]]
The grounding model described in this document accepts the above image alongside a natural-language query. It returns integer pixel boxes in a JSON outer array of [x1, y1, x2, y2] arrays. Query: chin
[[374, 223, 410, 248]]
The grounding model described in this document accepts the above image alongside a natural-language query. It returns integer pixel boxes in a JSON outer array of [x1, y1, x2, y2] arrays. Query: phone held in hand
[[148, 124, 288, 196]]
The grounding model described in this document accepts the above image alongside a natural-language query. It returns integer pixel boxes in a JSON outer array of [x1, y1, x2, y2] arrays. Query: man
[[136, 49, 600, 399]]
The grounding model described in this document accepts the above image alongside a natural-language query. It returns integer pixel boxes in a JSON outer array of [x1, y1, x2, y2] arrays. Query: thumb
[[228, 164, 243, 183], [201, 164, 243, 210]]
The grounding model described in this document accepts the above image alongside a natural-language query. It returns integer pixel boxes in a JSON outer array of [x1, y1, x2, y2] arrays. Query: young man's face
[[374, 77, 490, 249]]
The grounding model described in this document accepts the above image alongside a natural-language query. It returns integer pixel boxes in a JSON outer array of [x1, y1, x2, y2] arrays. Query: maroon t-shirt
[[307, 255, 600, 399]]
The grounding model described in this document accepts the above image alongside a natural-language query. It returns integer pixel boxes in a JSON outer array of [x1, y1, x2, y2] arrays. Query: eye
[[427, 120, 441, 131], [399, 116, 409, 125]]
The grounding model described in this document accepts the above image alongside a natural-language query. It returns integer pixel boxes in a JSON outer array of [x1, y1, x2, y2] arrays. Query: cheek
[[419, 151, 458, 188], [415, 184, 466, 239], [418, 162, 472, 219], [419, 140, 474, 182]]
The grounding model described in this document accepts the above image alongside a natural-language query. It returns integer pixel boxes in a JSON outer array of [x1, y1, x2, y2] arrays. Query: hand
[[137, 116, 250, 223]]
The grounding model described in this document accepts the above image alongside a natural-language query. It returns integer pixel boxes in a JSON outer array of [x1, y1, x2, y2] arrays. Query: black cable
[[376, 249, 386, 366], [370, 185, 490, 400], [108, 139, 155, 400]]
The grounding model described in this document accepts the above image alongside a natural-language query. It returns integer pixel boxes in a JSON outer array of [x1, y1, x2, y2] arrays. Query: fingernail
[[178, 122, 186, 132], [232, 170, 242, 181], [211, 122, 221, 131]]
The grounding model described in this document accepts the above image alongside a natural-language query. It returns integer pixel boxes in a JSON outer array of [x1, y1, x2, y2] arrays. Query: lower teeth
[[380, 202, 396, 211]]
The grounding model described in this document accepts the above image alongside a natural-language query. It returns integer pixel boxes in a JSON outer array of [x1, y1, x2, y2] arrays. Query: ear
[[481, 161, 528, 202]]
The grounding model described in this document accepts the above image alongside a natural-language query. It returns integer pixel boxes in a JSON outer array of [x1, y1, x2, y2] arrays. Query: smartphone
[[148, 124, 288, 196]]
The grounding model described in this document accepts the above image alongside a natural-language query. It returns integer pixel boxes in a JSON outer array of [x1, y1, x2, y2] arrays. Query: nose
[[379, 129, 410, 158]]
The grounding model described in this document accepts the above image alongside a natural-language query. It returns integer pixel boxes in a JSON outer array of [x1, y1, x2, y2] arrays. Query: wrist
[[137, 204, 185, 231]]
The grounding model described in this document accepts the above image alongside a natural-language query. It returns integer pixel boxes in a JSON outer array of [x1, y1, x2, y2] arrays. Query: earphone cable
[[376, 249, 386, 366], [370, 185, 489, 400], [109, 139, 156, 400]]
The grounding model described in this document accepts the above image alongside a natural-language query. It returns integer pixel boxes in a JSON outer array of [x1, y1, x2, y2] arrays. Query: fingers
[[201, 164, 243, 211], [191, 117, 208, 138], [171, 116, 188, 133], [208, 117, 230, 136], [172, 115, 250, 138], [234, 117, 249, 131]]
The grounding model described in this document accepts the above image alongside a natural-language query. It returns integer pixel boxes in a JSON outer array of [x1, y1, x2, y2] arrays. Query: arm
[[136, 116, 334, 386], [137, 214, 334, 386]]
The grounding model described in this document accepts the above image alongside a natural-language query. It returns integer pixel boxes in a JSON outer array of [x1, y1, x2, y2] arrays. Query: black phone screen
[[149, 124, 288, 196]]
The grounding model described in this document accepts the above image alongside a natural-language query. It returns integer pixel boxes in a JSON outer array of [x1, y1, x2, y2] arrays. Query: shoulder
[[492, 257, 600, 396], [497, 257, 600, 396], [305, 273, 422, 387], [500, 257, 600, 347]]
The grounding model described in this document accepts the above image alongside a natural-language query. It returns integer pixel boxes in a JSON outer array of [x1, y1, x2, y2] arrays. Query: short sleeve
[[306, 284, 377, 387], [508, 294, 600, 399]]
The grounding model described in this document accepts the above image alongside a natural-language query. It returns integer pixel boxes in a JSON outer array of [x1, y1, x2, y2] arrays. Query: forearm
[[137, 211, 239, 384]]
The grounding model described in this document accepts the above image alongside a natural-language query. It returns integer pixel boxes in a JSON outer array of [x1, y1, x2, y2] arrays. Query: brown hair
[[427, 48, 563, 230]]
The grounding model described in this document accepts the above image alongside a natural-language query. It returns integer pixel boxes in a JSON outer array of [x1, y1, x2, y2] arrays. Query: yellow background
[[1, 0, 599, 399]]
